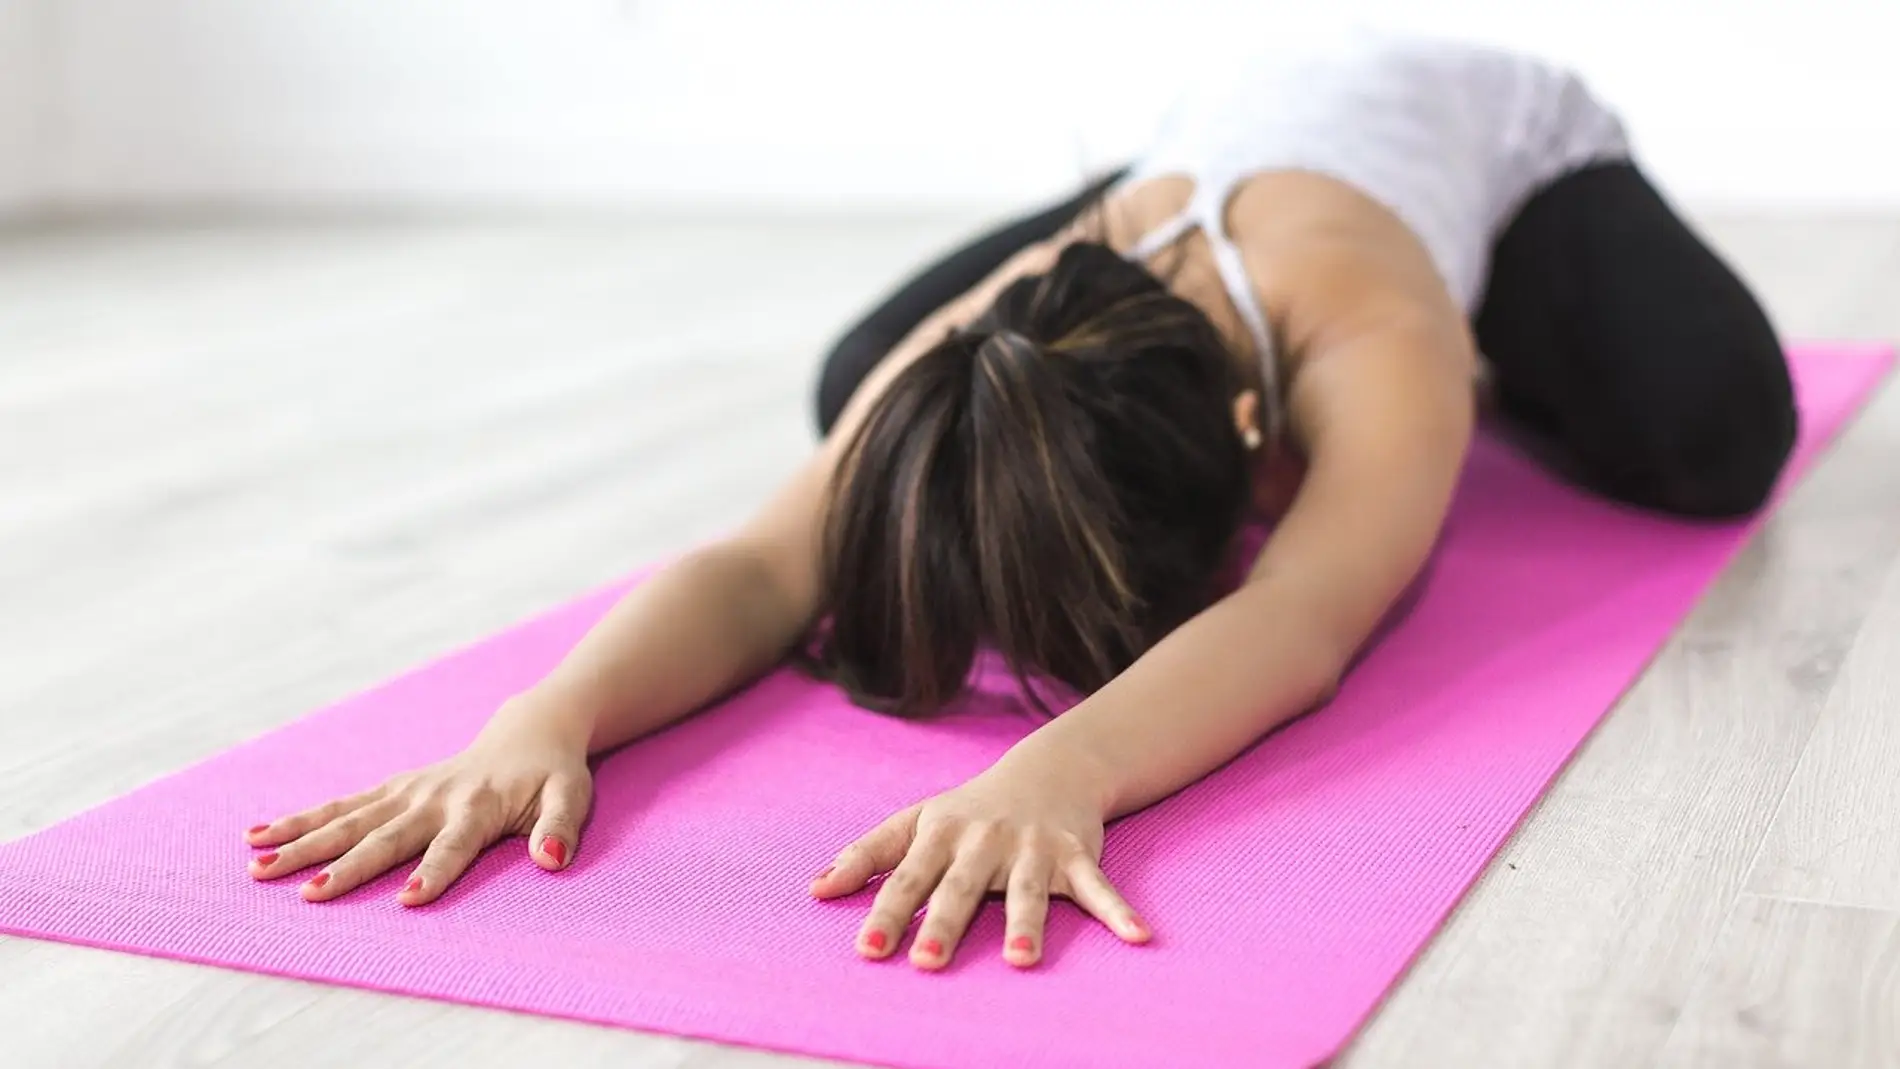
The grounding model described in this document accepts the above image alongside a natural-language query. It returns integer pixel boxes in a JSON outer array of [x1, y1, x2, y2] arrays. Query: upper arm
[[1245, 302, 1476, 660]]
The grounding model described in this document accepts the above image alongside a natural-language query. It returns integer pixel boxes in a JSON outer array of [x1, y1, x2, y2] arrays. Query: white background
[[0, 0, 1892, 217]]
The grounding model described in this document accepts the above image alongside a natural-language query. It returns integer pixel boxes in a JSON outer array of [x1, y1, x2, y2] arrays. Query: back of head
[[813, 241, 1253, 718]]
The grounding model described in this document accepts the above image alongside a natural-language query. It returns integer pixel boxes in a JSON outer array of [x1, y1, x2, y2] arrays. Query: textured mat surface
[[0, 345, 1891, 1069]]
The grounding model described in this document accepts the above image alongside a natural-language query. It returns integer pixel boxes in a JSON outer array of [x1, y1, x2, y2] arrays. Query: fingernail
[[814, 865, 834, 882], [1128, 915, 1151, 937], [247, 824, 270, 835], [864, 930, 888, 952], [403, 876, 422, 894], [542, 837, 567, 866], [253, 851, 279, 867], [1009, 935, 1035, 953], [918, 938, 944, 958], [306, 871, 330, 889]]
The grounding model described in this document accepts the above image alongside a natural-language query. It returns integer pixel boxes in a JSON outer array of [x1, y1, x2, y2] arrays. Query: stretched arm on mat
[[811, 259, 1476, 970], [241, 486, 826, 904], [236, 236, 1065, 904]]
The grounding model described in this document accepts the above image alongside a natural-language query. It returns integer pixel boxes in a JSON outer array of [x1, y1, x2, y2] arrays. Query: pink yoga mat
[[0, 345, 1891, 1069]]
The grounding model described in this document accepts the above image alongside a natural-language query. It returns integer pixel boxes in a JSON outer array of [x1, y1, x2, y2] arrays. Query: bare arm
[[1005, 305, 1477, 817], [509, 233, 1078, 753], [812, 295, 1479, 966], [508, 458, 833, 754], [247, 231, 1079, 904]]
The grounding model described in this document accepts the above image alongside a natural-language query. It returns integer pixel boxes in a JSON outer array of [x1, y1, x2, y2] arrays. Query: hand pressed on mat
[[242, 699, 594, 904], [810, 750, 1149, 970]]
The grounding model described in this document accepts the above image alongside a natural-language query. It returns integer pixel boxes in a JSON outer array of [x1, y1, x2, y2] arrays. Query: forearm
[[1006, 351, 1469, 819], [1007, 577, 1346, 819], [505, 540, 812, 753]]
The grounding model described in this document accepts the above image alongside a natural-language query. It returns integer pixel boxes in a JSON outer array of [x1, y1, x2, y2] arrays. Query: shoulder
[[1229, 172, 1469, 364]]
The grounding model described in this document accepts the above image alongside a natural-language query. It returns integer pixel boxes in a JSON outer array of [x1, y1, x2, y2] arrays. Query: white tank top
[[1120, 31, 1631, 424]]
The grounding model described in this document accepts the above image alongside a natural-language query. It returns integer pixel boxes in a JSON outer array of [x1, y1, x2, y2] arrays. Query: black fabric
[[813, 160, 1797, 519], [1472, 161, 1796, 517], [813, 169, 1127, 435]]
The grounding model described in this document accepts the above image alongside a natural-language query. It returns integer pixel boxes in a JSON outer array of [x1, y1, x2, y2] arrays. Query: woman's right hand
[[242, 703, 595, 905]]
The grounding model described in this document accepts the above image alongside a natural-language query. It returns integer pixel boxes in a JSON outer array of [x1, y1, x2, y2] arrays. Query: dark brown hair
[[810, 241, 1254, 718]]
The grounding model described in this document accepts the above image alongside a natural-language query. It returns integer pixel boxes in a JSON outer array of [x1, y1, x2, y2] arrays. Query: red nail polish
[[307, 871, 330, 888], [403, 876, 422, 894], [919, 938, 944, 957], [247, 824, 270, 835], [1009, 935, 1035, 952], [543, 837, 567, 866], [865, 930, 888, 952], [254, 851, 279, 867]]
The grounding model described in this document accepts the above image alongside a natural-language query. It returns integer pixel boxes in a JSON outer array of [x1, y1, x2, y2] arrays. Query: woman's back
[[1123, 31, 1629, 312]]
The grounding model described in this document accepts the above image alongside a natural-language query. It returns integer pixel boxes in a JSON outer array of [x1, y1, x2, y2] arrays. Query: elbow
[[685, 539, 819, 655], [1300, 653, 1347, 711], [1292, 602, 1368, 710], [1311, 664, 1344, 706], [1260, 627, 1352, 718], [1221, 583, 1358, 717]]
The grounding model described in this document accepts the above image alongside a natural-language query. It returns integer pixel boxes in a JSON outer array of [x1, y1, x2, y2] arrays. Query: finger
[[1061, 856, 1150, 944], [528, 772, 592, 871], [910, 835, 1007, 970], [812, 805, 919, 899], [249, 796, 404, 883], [400, 816, 497, 906], [247, 784, 388, 847], [857, 824, 954, 960], [1003, 851, 1056, 968], [305, 809, 438, 902]]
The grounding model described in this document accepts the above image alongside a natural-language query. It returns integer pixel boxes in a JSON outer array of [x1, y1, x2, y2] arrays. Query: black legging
[[814, 162, 1797, 519], [813, 168, 1128, 435]]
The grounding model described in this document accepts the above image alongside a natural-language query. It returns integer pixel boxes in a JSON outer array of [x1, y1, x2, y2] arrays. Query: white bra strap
[[1204, 227, 1281, 427], [1122, 194, 1284, 437], [1124, 210, 1199, 262]]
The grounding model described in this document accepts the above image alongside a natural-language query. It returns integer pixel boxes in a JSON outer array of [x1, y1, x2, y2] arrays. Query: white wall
[[13, 0, 1900, 214], [0, 0, 50, 216]]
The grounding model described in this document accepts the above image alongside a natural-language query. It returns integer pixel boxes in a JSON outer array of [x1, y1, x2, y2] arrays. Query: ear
[[1232, 390, 1263, 451]]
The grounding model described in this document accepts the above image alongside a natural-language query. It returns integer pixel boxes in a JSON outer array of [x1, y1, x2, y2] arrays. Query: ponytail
[[811, 242, 1251, 718]]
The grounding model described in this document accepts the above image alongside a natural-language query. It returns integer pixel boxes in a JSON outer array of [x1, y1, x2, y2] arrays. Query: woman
[[241, 32, 1796, 970]]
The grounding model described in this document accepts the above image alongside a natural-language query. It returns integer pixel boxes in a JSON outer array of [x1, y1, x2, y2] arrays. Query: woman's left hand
[[809, 756, 1150, 970]]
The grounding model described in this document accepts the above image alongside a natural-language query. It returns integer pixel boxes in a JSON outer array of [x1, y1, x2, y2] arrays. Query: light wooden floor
[[1, 211, 1896, 1068]]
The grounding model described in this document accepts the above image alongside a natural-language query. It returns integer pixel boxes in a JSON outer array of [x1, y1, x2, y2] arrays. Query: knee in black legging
[[1628, 352, 1798, 518]]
